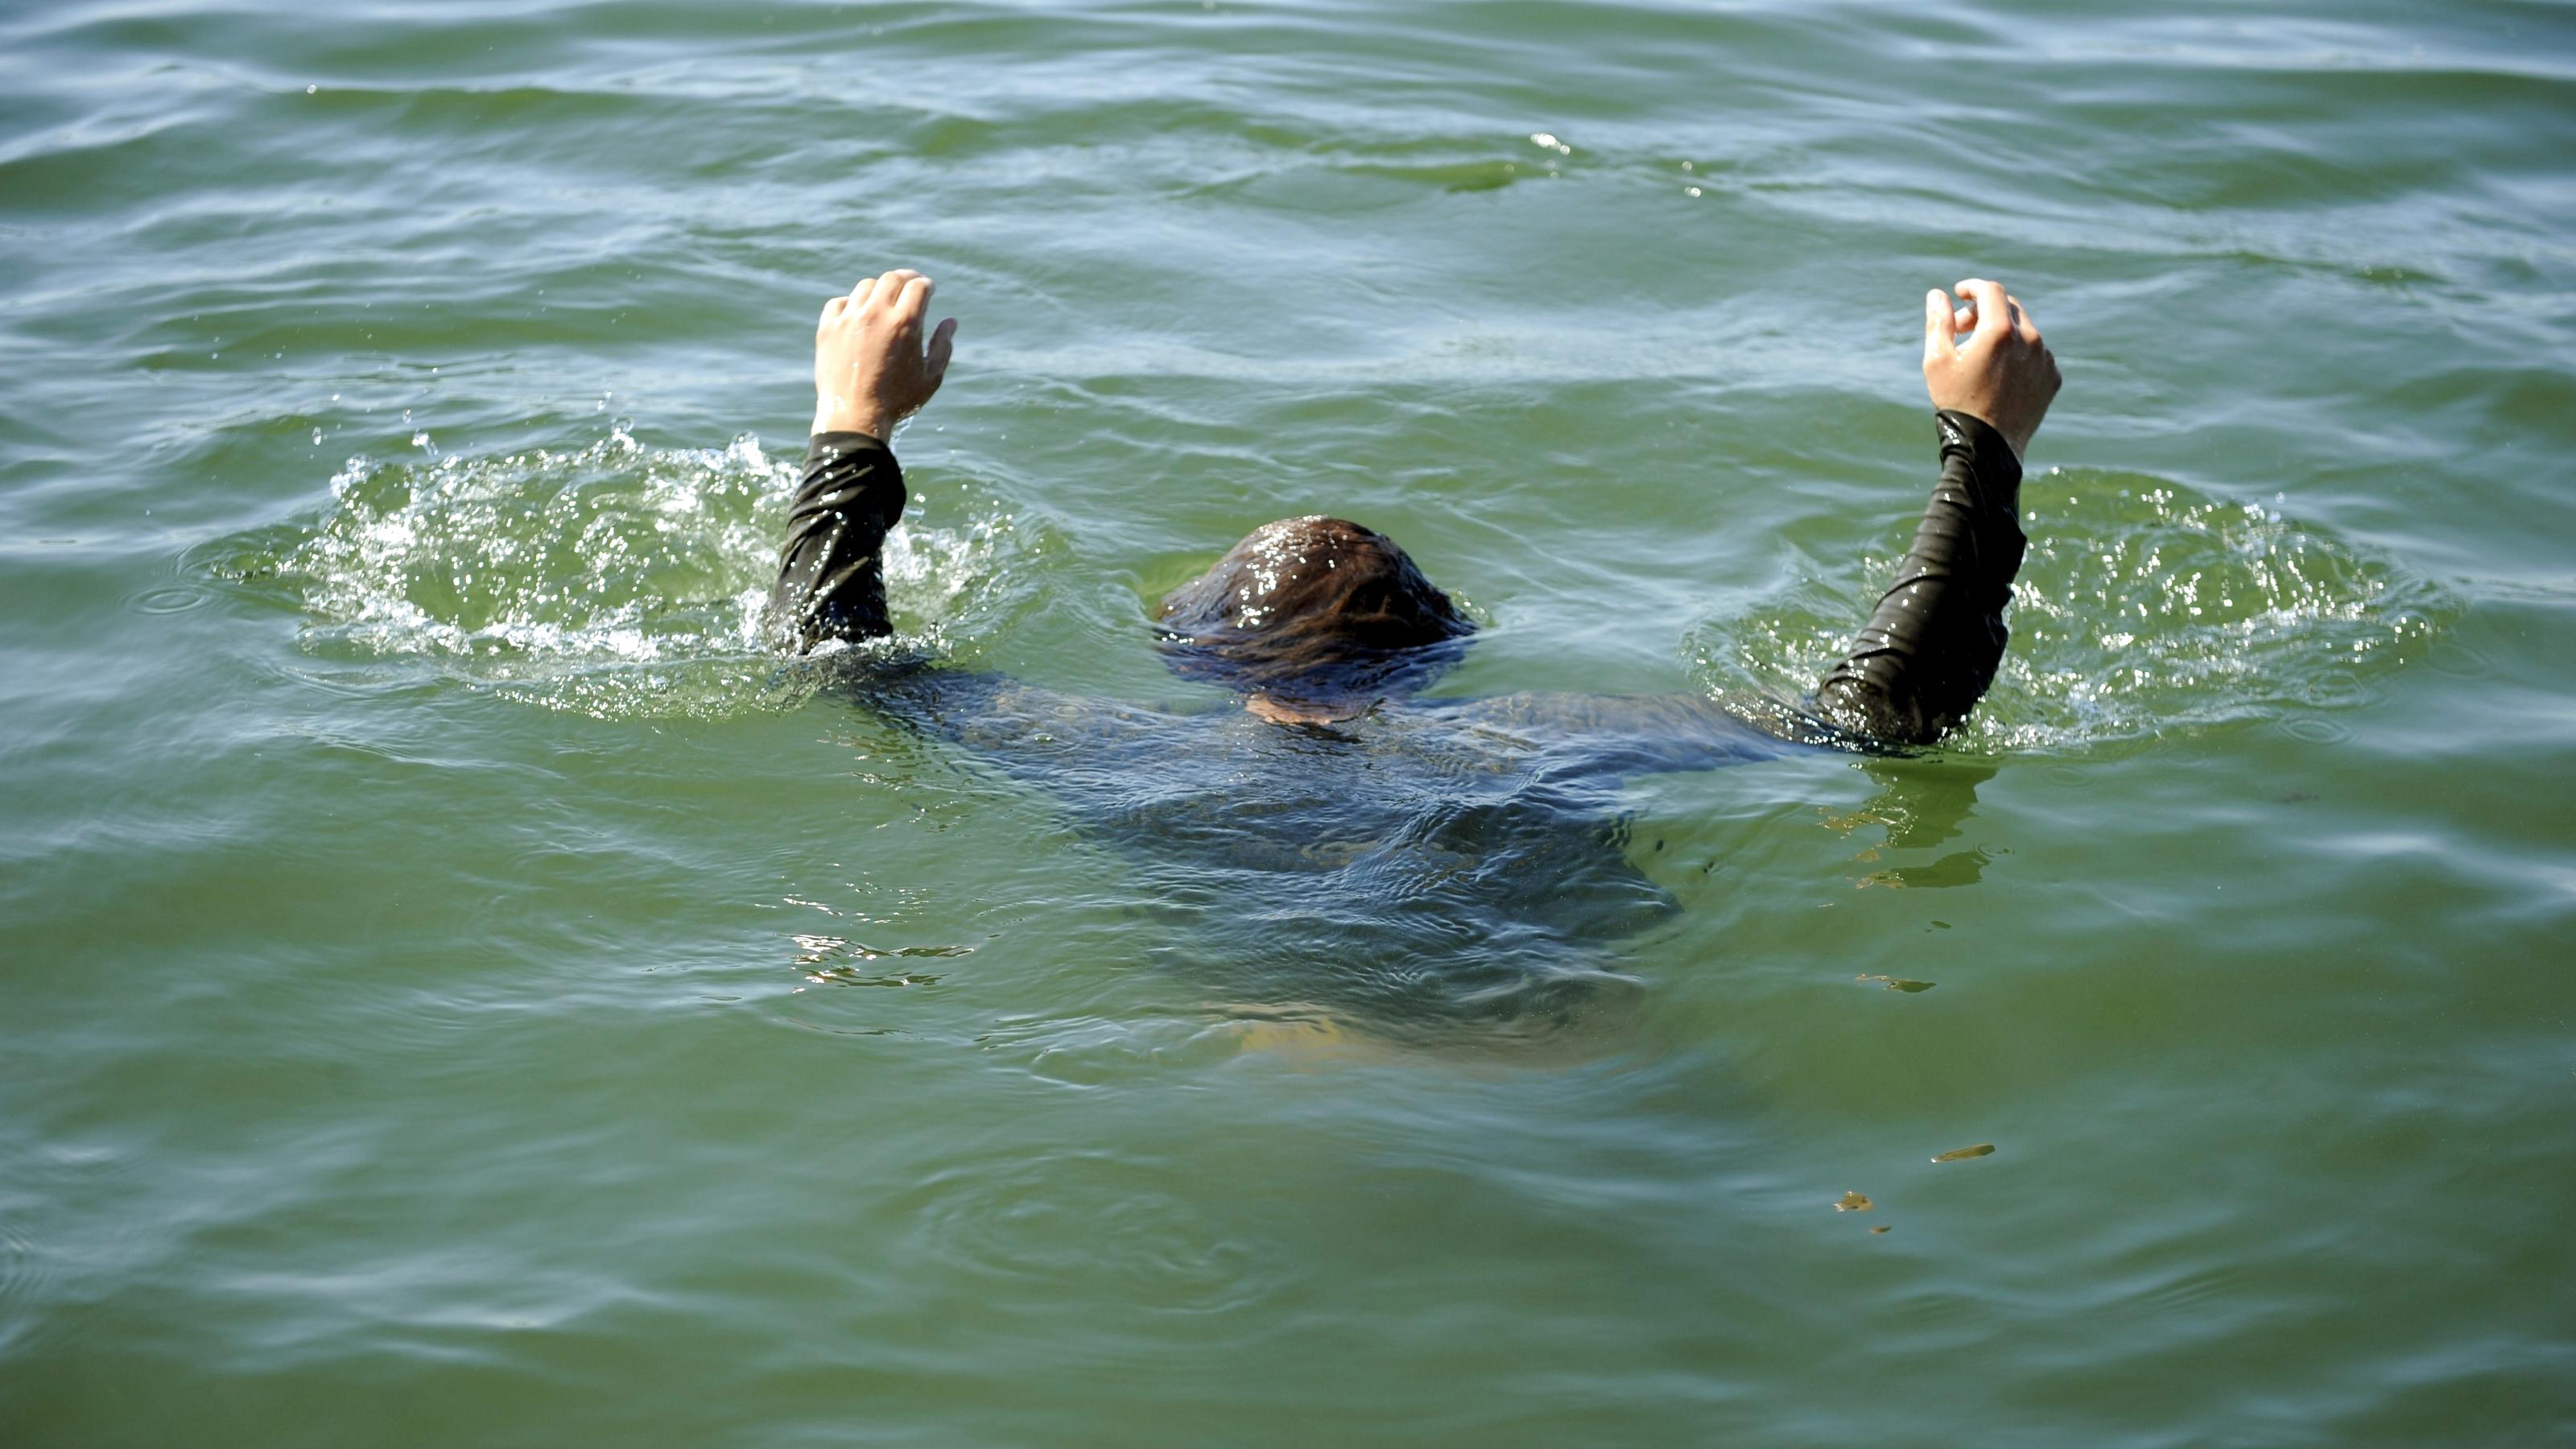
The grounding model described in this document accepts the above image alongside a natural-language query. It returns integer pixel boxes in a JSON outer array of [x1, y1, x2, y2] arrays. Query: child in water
[[774, 266, 2059, 747], [766, 266, 2062, 1026]]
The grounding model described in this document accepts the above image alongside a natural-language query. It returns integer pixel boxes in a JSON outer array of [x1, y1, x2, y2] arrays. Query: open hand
[[813, 267, 957, 440], [1923, 279, 2059, 460]]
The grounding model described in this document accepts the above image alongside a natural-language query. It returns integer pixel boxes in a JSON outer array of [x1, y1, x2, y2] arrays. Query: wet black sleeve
[[1810, 410, 2028, 746], [766, 436, 1138, 753], [771, 431, 906, 652]]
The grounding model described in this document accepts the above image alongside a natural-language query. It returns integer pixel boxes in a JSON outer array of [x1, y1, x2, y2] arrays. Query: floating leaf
[[1930, 1143, 1995, 1163], [1856, 974, 1936, 993], [1869, 1224, 1892, 1234], [1834, 1191, 1873, 1212]]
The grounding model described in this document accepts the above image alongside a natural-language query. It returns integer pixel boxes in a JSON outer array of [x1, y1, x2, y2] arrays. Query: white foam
[[1699, 472, 2450, 753], [275, 429, 1007, 719]]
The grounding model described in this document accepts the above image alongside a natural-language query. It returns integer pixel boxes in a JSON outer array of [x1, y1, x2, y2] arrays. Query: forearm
[[771, 431, 907, 652], [1811, 410, 2028, 745]]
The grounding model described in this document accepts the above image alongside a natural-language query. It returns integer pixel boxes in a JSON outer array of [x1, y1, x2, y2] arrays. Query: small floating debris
[[1870, 1225, 1892, 1234], [1930, 1143, 1995, 1163], [1834, 1191, 1873, 1213], [1857, 974, 1936, 993]]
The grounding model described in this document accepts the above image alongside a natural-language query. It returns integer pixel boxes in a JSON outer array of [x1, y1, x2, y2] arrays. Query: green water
[[5, 1, 2574, 1443]]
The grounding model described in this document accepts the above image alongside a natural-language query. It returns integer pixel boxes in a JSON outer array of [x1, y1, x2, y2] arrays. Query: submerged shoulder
[[1413, 690, 1790, 774]]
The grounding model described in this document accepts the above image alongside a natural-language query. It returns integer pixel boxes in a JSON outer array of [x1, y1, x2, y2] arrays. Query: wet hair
[[1154, 515, 1472, 716]]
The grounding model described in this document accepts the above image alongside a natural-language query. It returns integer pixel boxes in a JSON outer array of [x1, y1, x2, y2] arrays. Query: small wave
[[892, 1145, 1278, 1313], [1700, 469, 2451, 753], [0, 1216, 44, 1346], [200, 426, 1013, 719]]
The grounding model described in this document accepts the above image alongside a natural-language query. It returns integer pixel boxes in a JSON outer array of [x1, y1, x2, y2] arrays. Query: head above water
[[1154, 515, 1473, 724]]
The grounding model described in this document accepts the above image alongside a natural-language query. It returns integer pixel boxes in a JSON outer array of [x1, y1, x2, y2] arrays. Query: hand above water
[[813, 267, 958, 441], [1923, 278, 2059, 460]]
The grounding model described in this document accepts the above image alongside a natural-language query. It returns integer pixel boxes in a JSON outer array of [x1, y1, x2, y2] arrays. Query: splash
[[205, 426, 1013, 719], [1700, 469, 2450, 753]]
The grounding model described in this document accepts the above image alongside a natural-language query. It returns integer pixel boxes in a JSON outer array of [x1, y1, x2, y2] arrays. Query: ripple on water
[[898, 1149, 1280, 1316], [0, 1219, 43, 1355], [196, 426, 1020, 719], [126, 584, 213, 615], [1701, 469, 2452, 754]]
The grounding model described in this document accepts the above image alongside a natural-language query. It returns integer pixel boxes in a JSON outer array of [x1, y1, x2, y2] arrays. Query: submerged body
[[778, 266, 2057, 1024], [818, 658, 1786, 1023]]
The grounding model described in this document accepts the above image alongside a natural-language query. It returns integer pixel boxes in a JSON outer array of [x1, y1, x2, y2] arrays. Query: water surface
[[4, 1, 2574, 1443]]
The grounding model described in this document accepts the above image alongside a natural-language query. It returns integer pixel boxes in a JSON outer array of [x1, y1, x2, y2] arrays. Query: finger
[[2006, 292, 2041, 344], [869, 268, 923, 311], [1922, 289, 1954, 365], [821, 294, 849, 321], [891, 275, 935, 334], [924, 316, 957, 390], [848, 277, 879, 311], [1956, 279, 2012, 348]]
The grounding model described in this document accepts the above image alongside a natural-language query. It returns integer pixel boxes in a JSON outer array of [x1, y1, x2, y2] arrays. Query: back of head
[[1155, 516, 1472, 720]]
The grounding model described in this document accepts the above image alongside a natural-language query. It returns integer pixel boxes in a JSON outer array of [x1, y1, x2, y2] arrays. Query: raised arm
[[1809, 279, 2061, 747], [772, 267, 957, 652]]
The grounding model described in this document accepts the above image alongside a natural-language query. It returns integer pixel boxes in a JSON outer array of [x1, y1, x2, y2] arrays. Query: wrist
[[812, 404, 893, 440], [1942, 407, 2028, 463]]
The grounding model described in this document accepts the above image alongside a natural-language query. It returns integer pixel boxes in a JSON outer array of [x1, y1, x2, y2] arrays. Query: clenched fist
[[813, 267, 958, 440], [1923, 278, 2059, 460]]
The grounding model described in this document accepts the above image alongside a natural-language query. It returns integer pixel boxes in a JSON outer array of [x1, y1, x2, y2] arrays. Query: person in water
[[775, 266, 2058, 746], [770, 266, 2058, 1028]]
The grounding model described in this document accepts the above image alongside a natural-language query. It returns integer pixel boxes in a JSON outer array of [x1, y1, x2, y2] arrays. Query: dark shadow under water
[[813, 655, 1894, 1042]]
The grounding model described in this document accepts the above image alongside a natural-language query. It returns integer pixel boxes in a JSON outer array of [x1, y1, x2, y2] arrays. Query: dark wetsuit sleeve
[[772, 431, 906, 651], [1810, 410, 2028, 746], [769, 436, 1129, 753]]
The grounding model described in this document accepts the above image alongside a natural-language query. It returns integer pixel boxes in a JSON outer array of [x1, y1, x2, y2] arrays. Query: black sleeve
[[1809, 410, 2028, 746], [771, 431, 907, 652]]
